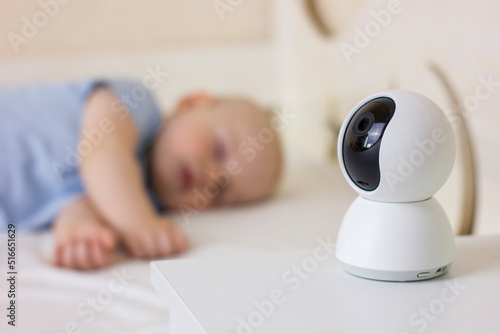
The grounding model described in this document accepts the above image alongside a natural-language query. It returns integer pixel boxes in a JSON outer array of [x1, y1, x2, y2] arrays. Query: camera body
[[336, 90, 456, 281]]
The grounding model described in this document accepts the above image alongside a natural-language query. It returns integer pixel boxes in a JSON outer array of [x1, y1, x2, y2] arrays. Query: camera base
[[336, 196, 455, 282], [342, 262, 452, 282]]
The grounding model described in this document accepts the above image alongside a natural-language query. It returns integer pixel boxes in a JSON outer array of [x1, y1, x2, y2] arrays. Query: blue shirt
[[0, 79, 162, 231]]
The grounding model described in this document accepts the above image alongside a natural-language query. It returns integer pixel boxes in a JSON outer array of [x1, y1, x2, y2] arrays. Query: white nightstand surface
[[151, 234, 500, 334]]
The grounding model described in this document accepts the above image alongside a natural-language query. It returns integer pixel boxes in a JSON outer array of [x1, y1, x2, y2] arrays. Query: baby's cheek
[[178, 135, 212, 158], [164, 130, 191, 153], [170, 190, 213, 210]]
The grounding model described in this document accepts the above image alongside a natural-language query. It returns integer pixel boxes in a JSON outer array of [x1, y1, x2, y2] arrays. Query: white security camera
[[336, 90, 456, 281]]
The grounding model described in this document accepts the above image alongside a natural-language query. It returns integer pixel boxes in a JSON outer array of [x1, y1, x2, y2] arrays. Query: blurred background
[[1, 0, 499, 235]]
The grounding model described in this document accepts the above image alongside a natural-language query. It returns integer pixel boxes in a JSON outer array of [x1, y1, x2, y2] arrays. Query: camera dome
[[338, 90, 456, 202]]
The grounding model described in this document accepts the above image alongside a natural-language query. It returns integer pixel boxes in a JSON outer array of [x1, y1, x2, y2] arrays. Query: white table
[[151, 234, 500, 334]]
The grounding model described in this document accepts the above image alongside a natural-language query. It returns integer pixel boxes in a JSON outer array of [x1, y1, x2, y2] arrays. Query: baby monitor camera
[[336, 90, 456, 281]]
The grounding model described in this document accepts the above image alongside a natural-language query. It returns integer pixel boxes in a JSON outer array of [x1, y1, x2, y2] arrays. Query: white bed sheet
[[0, 147, 356, 334]]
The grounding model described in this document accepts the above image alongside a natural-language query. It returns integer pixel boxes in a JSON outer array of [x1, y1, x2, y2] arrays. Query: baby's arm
[[79, 87, 187, 258]]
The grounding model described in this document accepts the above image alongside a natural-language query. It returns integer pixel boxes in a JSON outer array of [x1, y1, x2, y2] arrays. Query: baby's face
[[150, 96, 282, 211]]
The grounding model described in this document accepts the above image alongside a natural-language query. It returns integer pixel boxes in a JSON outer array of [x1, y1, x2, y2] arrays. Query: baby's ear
[[175, 92, 213, 113]]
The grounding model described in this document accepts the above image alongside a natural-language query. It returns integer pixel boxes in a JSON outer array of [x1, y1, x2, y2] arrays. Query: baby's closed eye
[[213, 137, 227, 161]]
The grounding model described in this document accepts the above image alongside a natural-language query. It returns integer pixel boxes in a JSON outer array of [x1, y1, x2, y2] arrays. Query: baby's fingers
[[60, 243, 76, 269], [155, 231, 173, 257], [171, 225, 189, 254], [124, 233, 157, 259], [52, 243, 77, 269], [88, 239, 107, 268], [123, 236, 145, 258], [51, 243, 64, 267], [73, 241, 92, 270]]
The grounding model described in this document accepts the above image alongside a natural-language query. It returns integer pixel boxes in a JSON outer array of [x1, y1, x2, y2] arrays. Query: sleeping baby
[[0, 80, 283, 270]]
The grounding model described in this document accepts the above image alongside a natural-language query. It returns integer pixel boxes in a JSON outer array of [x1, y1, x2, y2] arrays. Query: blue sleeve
[[102, 79, 163, 154], [0, 205, 8, 232]]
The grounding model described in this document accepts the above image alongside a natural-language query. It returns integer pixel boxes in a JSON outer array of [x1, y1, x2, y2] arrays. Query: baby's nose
[[200, 158, 222, 184]]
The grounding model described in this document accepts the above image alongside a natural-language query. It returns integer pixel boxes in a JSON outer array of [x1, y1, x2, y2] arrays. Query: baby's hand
[[118, 217, 188, 259]]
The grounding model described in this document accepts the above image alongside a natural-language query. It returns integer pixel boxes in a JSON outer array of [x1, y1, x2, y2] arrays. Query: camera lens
[[353, 112, 374, 136]]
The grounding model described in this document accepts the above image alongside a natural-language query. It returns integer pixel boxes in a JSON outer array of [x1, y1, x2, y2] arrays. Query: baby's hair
[[212, 96, 263, 111], [212, 96, 279, 126]]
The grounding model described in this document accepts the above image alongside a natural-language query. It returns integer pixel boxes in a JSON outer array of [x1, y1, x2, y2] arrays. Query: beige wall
[[0, 0, 270, 59]]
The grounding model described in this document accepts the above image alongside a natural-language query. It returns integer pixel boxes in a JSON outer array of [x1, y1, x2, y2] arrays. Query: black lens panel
[[342, 97, 396, 191]]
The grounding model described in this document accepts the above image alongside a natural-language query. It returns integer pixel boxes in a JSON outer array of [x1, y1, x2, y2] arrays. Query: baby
[[0, 80, 282, 270]]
